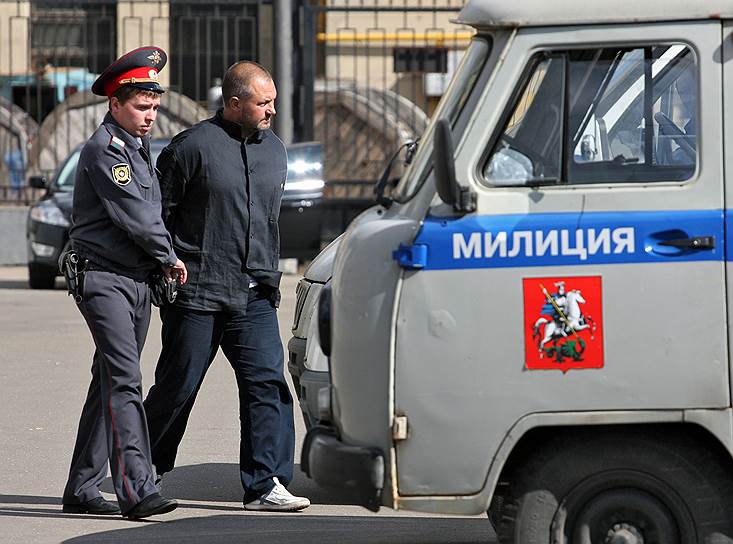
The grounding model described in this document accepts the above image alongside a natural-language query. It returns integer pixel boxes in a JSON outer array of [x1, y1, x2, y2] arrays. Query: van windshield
[[393, 37, 491, 202]]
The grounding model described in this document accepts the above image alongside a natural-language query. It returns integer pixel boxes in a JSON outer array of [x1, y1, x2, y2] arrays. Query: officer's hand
[[164, 259, 188, 284]]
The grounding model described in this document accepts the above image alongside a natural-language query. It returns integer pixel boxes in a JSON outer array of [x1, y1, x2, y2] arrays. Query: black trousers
[[144, 286, 295, 502], [63, 270, 158, 514]]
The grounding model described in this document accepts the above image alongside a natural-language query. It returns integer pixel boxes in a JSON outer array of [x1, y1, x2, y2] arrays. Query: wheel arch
[[485, 410, 733, 520], [393, 410, 733, 517]]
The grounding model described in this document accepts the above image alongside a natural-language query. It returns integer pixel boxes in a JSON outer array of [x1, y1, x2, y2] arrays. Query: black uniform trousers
[[63, 270, 158, 514], [144, 286, 295, 503]]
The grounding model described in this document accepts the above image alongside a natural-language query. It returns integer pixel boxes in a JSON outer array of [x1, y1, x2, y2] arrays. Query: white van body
[[301, 2, 733, 541]]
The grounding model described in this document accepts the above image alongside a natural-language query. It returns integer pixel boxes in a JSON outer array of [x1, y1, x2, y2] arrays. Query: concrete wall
[[259, 3, 274, 73], [117, 1, 171, 88], [0, 206, 27, 265], [322, 5, 471, 107], [0, 1, 30, 77]]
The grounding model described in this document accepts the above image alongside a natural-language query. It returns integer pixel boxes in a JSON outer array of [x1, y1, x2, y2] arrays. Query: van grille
[[292, 279, 311, 331]]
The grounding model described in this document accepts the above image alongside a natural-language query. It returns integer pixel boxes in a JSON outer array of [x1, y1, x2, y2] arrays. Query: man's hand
[[163, 259, 188, 284]]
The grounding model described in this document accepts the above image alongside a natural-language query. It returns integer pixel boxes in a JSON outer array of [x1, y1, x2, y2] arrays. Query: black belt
[[84, 261, 151, 282], [84, 261, 106, 272]]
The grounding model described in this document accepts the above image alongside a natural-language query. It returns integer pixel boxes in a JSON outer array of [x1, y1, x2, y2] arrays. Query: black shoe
[[125, 493, 178, 520], [62, 497, 121, 515]]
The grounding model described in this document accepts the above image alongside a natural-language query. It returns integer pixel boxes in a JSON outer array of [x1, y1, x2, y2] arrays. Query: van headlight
[[30, 201, 70, 227]]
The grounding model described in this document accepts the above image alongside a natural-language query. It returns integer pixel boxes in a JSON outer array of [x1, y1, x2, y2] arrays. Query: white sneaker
[[243, 477, 310, 512]]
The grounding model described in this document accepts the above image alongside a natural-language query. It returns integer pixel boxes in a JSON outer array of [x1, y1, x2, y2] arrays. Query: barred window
[[170, 1, 260, 102], [31, 1, 117, 75]]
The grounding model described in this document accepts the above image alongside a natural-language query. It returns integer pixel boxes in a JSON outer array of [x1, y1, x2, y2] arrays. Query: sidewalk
[[0, 265, 495, 544]]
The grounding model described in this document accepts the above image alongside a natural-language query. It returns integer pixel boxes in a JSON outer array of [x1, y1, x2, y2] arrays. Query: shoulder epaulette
[[108, 135, 126, 153]]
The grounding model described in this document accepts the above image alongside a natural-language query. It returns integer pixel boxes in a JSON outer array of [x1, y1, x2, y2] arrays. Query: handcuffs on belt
[[59, 249, 177, 307], [149, 272, 177, 307]]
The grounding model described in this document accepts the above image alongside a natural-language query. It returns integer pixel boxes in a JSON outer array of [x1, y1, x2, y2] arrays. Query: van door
[[393, 22, 726, 496]]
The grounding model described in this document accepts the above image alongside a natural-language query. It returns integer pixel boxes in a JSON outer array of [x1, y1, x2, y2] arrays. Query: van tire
[[495, 427, 733, 544]]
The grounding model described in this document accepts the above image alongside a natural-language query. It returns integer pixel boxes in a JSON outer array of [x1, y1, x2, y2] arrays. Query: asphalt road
[[0, 266, 496, 544]]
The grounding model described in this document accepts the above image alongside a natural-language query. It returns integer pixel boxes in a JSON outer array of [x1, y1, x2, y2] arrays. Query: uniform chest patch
[[111, 163, 131, 186]]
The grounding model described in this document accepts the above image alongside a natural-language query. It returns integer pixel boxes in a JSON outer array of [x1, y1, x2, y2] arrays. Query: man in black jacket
[[62, 46, 186, 520], [144, 61, 309, 511]]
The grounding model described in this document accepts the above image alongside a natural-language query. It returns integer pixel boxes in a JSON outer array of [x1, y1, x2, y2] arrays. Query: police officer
[[143, 61, 310, 511], [61, 46, 187, 519]]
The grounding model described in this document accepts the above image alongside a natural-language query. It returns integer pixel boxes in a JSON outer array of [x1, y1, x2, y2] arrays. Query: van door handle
[[657, 236, 715, 250]]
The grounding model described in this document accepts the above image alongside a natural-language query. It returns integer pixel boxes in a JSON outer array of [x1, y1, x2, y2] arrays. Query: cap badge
[[111, 163, 131, 186], [148, 69, 158, 80], [147, 50, 162, 66]]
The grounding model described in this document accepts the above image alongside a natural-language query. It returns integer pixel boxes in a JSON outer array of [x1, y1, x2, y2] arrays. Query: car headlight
[[286, 178, 325, 192], [30, 201, 70, 227], [31, 242, 56, 257], [289, 159, 322, 175]]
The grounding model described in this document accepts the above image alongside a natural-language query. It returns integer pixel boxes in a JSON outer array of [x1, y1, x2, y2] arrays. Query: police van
[[301, 1, 733, 541]]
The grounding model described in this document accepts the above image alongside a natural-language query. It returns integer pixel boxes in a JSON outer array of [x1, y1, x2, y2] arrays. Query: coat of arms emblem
[[523, 276, 604, 371]]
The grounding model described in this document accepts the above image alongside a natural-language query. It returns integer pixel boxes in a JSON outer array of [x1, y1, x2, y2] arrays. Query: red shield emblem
[[523, 276, 604, 372]]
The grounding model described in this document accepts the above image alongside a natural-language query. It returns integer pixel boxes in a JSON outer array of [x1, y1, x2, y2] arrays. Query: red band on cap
[[104, 66, 160, 97]]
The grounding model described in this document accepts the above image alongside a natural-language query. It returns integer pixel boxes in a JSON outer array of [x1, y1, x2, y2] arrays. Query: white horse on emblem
[[565, 290, 591, 332], [533, 317, 562, 351], [533, 290, 592, 351]]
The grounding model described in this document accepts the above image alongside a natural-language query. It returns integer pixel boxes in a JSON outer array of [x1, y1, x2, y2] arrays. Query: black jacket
[[157, 110, 287, 311], [70, 112, 177, 280]]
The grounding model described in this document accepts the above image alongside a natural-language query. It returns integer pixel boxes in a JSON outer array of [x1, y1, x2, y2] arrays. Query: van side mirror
[[433, 119, 476, 213], [28, 175, 48, 189]]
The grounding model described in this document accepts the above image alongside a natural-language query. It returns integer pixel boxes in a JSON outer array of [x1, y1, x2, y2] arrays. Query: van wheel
[[496, 427, 733, 544], [28, 263, 57, 289]]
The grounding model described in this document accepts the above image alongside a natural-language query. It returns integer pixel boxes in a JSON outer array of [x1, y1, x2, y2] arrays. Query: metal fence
[[0, 0, 263, 204], [297, 0, 469, 196], [170, 1, 261, 101], [0, 0, 468, 204]]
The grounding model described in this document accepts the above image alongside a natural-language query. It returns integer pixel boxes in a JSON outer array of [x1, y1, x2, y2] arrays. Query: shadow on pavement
[[0, 279, 33, 289], [100, 463, 363, 506], [0, 492, 496, 543], [60, 514, 495, 544], [0, 277, 65, 289], [0, 494, 122, 521], [0, 494, 60, 505]]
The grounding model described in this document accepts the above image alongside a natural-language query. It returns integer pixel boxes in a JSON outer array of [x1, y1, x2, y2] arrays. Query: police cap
[[92, 46, 167, 97]]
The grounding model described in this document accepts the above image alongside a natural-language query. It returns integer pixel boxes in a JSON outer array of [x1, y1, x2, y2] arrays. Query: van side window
[[483, 45, 697, 186], [484, 54, 565, 185]]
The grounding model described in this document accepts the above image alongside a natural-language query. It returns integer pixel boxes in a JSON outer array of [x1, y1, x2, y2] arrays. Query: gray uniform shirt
[[70, 112, 177, 280]]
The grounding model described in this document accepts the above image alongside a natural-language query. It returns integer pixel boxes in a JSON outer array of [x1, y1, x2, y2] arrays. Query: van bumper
[[301, 425, 385, 511]]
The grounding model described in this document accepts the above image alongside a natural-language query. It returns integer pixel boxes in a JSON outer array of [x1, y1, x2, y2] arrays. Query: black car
[[26, 139, 325, 289]]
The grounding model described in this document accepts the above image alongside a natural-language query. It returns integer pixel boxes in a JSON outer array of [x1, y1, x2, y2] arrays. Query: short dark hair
[[111, 85, 161, 105], [222, 61, 272, 104]]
